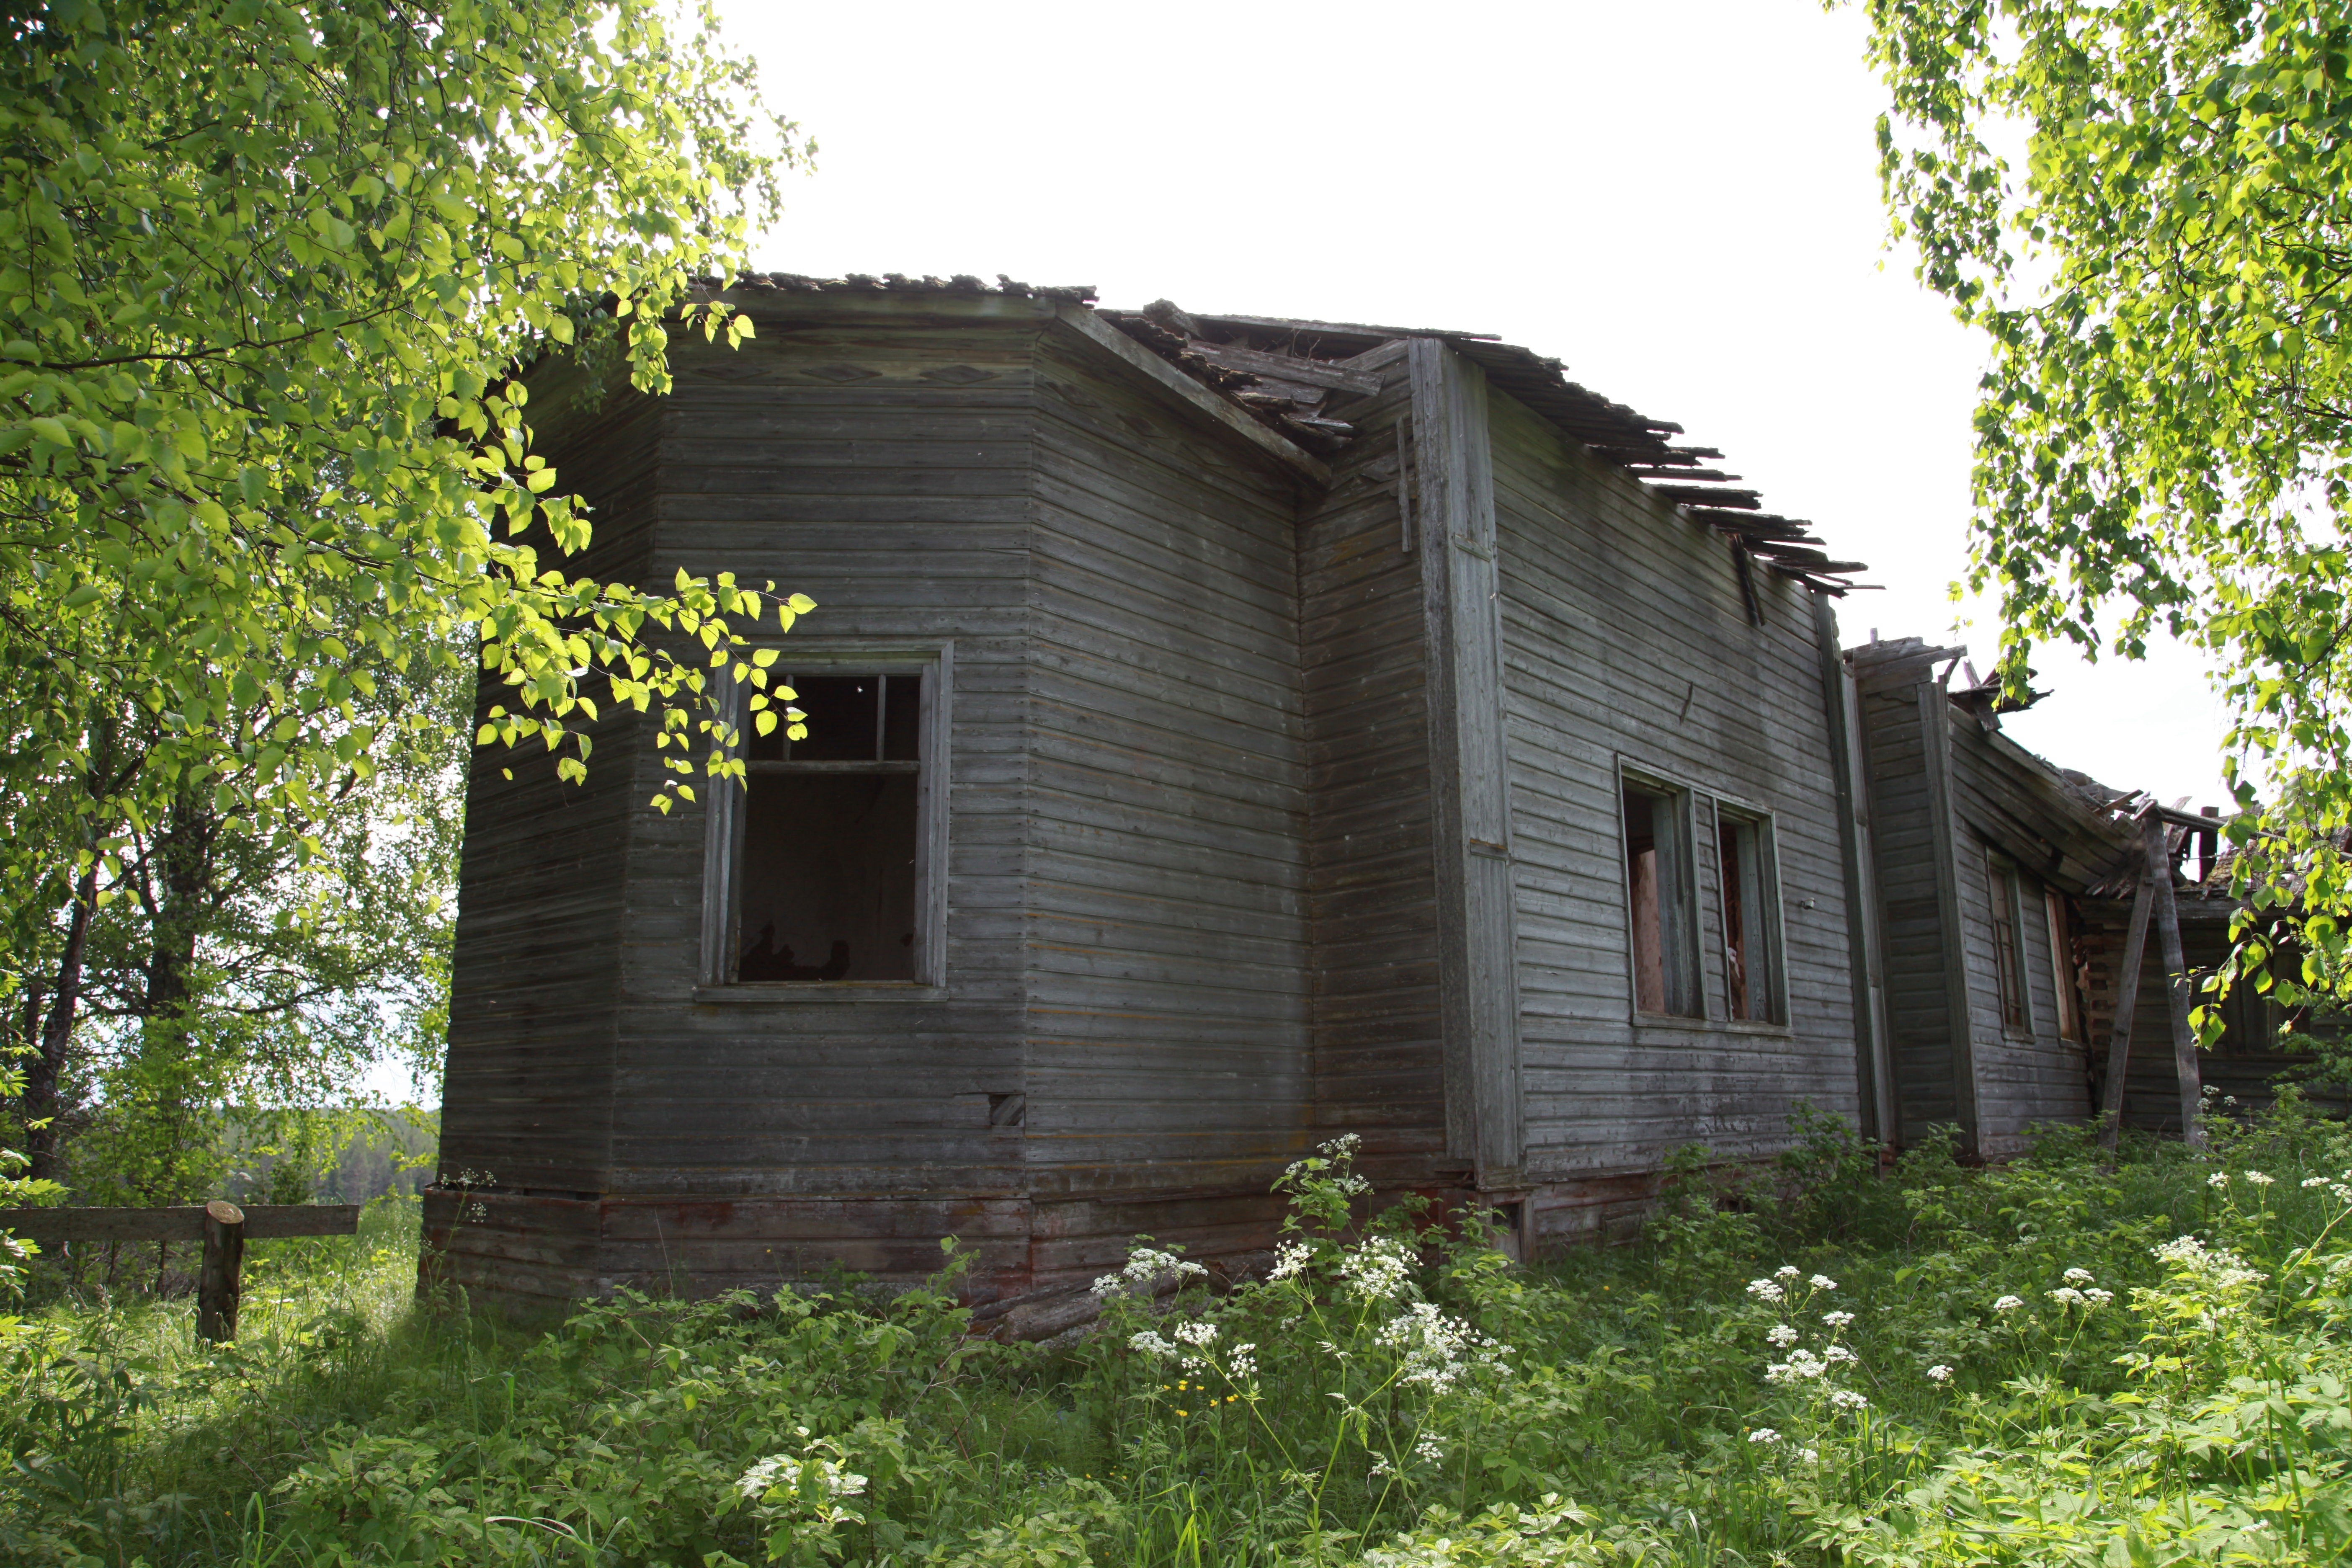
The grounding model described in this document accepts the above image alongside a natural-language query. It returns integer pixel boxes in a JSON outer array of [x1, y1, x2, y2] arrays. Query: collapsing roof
[[708, 271, 1873, 596]]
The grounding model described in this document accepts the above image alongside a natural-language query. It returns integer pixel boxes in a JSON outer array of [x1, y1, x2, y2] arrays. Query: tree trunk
[[23, 866, 96, 1182]]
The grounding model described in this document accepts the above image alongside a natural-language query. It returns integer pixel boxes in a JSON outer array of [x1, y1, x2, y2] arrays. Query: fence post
[[198, 1199, 245, 1343]]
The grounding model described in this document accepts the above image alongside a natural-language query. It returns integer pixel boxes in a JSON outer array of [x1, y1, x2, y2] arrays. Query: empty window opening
[[2044, 889, 2086, 1042], [1717, 811, 1782, 1023], [1988, 858, 2030, 1033], [734, 672, 924, 984], [1623, 781, 1700, 1017]]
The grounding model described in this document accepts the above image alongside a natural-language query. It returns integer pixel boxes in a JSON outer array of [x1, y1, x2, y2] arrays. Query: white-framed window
[[1714, 806, 1785, 1024], [701, 645, 951, 988], [1621, 772, 1702, 1018]]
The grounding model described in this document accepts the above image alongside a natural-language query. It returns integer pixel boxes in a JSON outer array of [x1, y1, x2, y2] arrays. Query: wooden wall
[[1852, 644, 2134, 1156], [1481, 368, 1863, 1235], [1016, 318, 1315, 1281], [1296, 356, 1448, 1182]]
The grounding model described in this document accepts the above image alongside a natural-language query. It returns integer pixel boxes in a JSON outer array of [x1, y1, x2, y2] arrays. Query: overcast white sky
[[716, 0, 2234, 806]]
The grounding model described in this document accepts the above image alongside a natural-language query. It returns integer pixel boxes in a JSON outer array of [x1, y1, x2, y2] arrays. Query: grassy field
[[4, 1099, 2349, 1566]]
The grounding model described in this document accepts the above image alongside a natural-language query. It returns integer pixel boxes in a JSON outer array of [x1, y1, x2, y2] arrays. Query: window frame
[[699, 642, 952, 993], [1712, 802, 1787, 1027], [1985, 851, 2034, 1038], [1619, 768, 1704, 1020], [2043, 887, 2086, 1043]]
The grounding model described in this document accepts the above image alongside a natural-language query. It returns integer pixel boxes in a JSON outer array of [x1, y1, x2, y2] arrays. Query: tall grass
[[5, 1097, 2350, 1565]]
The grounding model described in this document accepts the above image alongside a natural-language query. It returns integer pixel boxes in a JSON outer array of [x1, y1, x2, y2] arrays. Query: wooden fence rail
[[0, 1201, 361, 1342]]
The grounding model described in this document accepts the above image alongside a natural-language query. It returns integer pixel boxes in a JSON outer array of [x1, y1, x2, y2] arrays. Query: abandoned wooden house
[[423, 273, 1898, 1320], [1846, 636, 2327, 1156]]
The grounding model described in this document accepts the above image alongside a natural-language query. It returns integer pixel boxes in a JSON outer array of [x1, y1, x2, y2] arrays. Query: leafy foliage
[[1850, 0, 2352, 1015], [1, 0, 812, 1185]]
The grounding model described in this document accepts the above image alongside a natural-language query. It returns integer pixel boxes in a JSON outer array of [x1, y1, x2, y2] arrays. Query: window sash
[[701, 649, 949, 988]]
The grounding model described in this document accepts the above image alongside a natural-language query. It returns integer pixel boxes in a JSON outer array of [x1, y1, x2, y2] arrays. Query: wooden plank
[[1410, 338, 1524, 1187], [1814, 595, 1894, 1143], [0, 1204, 361, 1243], [2143, 811, 2207, 1146], [1052, 305, 1331, 485], [1918, 685, 1983, 1155]]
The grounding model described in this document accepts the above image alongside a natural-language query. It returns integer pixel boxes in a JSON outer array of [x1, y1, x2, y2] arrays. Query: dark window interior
[[733, 670, 923, 983], [2045, 889, 2086, 1042], [1718, 815, 1778, 1022], [1624, 783, 1699, 1017], [1989, 861, 2028, 1032]]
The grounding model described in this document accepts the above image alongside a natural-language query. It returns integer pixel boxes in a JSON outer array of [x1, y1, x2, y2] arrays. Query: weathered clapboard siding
[[604, 312, 1041, 1240], [438, 363, 657, 1204], [1484, 382, 1862, 1191], [1297, 364, 1446, 1176], [1020, 322, 1314, 1210]]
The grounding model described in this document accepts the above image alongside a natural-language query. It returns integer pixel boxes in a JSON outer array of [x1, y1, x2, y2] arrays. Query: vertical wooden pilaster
[[1918, 682, 1982, 1157], [1408, 339, 1524, 1189], [1813, 596, 1893, 1145]]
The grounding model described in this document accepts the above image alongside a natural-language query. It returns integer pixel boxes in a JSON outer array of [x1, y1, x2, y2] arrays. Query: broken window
[[2044, 889, 2086, 1042], [1987, 856, 2031, 1034], [1622, 779, 1700, 1017], [721, 671, 930, 985], [1716, 810, 1783, 1023]]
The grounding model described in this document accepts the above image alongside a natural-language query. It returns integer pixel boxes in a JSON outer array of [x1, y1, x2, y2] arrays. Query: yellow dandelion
[[1176, 1408, 1189, 1416]]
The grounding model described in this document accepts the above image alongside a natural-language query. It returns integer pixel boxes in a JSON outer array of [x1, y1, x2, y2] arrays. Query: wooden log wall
[[1482, 369, 1863, 1241], [429, 355, 659, 1302], [1295, 352, 1447, 1183], [1017, 317, 1315, 1283]]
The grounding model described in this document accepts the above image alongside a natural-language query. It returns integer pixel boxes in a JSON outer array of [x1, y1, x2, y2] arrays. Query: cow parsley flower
[[1767, 1323, 1799, 1348], [1747, 1278, 1785, 1303], [1830, 1389, 1869, 1411], [1926, 1364, 1954, 1382], [1748, 1428, 1781, 1444], [1821, 1310, 1854, 1328], [1810, 1274, 1838, 1291], [1414, 1434, 1447, 1463], [2063, 1267, 2095, 1284], [1824, 1344, 1857, 1364], [2208, 1171, 2231, 1189], [1269, 1240, 1313, 1282], [1173, 1319, 1218, 1349], [2047, 1287, 2086, 1307], [2245, 1170, 2276, 1187], [1765, 1349, 1829, 1384], [1338, 1236, 1416, 1301], [2084, 1288, 2113, 1305], [1129, 1330, 1177, 1358], [1775, 1265, 1800, 1279], [1992, 1295, 2024, 1312]]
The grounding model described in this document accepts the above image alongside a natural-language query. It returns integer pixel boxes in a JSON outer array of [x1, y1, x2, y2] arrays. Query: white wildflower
[[2304, 1176, 2331, 1189], [2208, 1171, 2231, 1189], [1796, 1447, 1819, 1465], [1748, 1428, 1782, 1444], [2245, 1170, 2277, 1188], [1338, 1236, 1416, 1301], [2153, 1235, 2208, 1265], [2047, 1287, 2086, 1307], [1830, 1389, 1869, 1411], [1094, 1244, 1207, 1297], [1747, 1278, 1786, 1303], [1269, 1240, 1313, 1282], [1992, 1295, 2024, 1312], [2084, 1288, 2114, 1305], [2063, 1267, 2095, 1284], [1775, 1264, 1800, 1280], [1765, 1349, 1829, 1384], [1821, 1310, 1854, 1328], [1767, 1323, 1800, 1348], [1810, 1274, 1838, 1291], [1128, 1330, 1177, 1358], [1413, 1434, 1446, 1463], [1926, 1364, 1954, 1382], [1824, 1344, 1857, 1364], [1173, 1319, 1218, 1348]]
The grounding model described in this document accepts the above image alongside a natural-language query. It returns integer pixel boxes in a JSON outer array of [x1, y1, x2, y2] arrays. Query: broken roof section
[[711, 271, 1871, 593]]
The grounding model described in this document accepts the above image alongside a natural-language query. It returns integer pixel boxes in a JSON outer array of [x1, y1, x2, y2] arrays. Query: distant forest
[[218, 1108, 438, 1207]]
